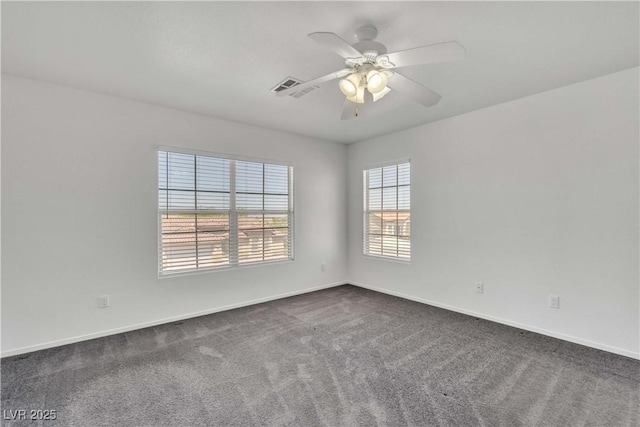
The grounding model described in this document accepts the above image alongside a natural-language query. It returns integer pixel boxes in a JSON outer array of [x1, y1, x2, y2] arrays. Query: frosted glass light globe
[[339, 74, 361, 97], [366, 70, 388, 94]]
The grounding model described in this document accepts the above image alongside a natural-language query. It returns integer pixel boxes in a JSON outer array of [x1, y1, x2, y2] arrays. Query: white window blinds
[[158, 150, 293, 276], [235, 160, 292, 265], [363, 162, 410, 260]]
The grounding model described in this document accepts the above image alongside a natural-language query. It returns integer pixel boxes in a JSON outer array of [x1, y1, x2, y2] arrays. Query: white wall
[[3, 68, 638, 359], [348, 68, 639, 359], [1, 75, 348, 356]]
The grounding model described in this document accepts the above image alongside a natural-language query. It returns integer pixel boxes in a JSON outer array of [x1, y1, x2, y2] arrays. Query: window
[[158, 149, 293, 276], [363, 162, 410, 260]]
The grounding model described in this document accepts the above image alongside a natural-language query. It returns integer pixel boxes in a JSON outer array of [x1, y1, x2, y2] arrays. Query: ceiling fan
[[276, 25, 466, 120]]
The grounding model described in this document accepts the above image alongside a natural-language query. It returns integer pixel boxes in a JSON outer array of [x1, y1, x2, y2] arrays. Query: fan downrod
[[355, 25, 378, 42], [352, 25, 387, 57]]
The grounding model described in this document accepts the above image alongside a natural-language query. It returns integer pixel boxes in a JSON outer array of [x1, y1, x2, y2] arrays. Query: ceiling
[[2, 2, 638, 144]]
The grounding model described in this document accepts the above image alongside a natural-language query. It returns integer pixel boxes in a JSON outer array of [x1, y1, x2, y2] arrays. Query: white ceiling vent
[[290, 85, 320, 98], [271, 77, 302, 93], [271, 77, 318, 98]]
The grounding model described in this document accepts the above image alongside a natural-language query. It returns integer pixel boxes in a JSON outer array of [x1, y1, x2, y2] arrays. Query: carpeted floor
[[2, 285, 639, 426]]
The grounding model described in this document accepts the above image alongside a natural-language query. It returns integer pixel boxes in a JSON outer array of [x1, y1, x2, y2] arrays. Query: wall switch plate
[[549, 294, 559, 309], [475, 282, 483, 293], [98, 295, 110, 308], [320, 263, 326, 272]]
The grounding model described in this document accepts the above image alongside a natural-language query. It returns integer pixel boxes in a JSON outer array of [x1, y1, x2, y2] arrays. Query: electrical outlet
[[475, 282, 483, 294], [549, 294, 559, 309], [320, 263, 326, 272], [98, 295, 110, 308]]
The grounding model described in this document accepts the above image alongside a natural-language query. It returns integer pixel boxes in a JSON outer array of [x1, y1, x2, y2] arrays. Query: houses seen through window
[[363, 162, 410, 260], [158, 149, 294, 276]]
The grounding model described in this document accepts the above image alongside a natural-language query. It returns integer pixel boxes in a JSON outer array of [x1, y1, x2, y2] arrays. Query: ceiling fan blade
[[308, 32, 365, 61], [386, 72, 442, 108], [340, 98, 375, 120], [379, 41, 465, 69], [340, 100, 358, 120], [276, 68, 352, 97]]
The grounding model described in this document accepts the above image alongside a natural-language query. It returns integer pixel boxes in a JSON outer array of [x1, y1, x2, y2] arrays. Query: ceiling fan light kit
[[339, 65, 391, 104], [347, 85, 365, 104], [339, 73, 361, 98], [372, 86, 392, 103], [277, 25, 466, 120], [366, 69, 388, 94]]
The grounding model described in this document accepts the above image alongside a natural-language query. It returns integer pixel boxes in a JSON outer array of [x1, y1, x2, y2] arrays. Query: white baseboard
[[350, 281, 640, 360], [1, 281, 347, 358], [5, 280, 637, 360]]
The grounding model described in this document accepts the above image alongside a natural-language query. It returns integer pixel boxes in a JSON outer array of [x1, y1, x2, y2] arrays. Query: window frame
[[157, 146, 294, 278], [363, 159, 411, 262]]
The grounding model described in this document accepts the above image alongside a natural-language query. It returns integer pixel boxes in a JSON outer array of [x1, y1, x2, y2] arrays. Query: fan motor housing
[[352, 41, 388, 57]]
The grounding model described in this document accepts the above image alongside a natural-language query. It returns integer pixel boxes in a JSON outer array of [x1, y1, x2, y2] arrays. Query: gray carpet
[[2, 285, 639, 426]]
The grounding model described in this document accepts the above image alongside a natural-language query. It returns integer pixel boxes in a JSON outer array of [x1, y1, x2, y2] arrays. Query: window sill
[[363, 254, 411, 264], [158, 258, 294, 279]]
